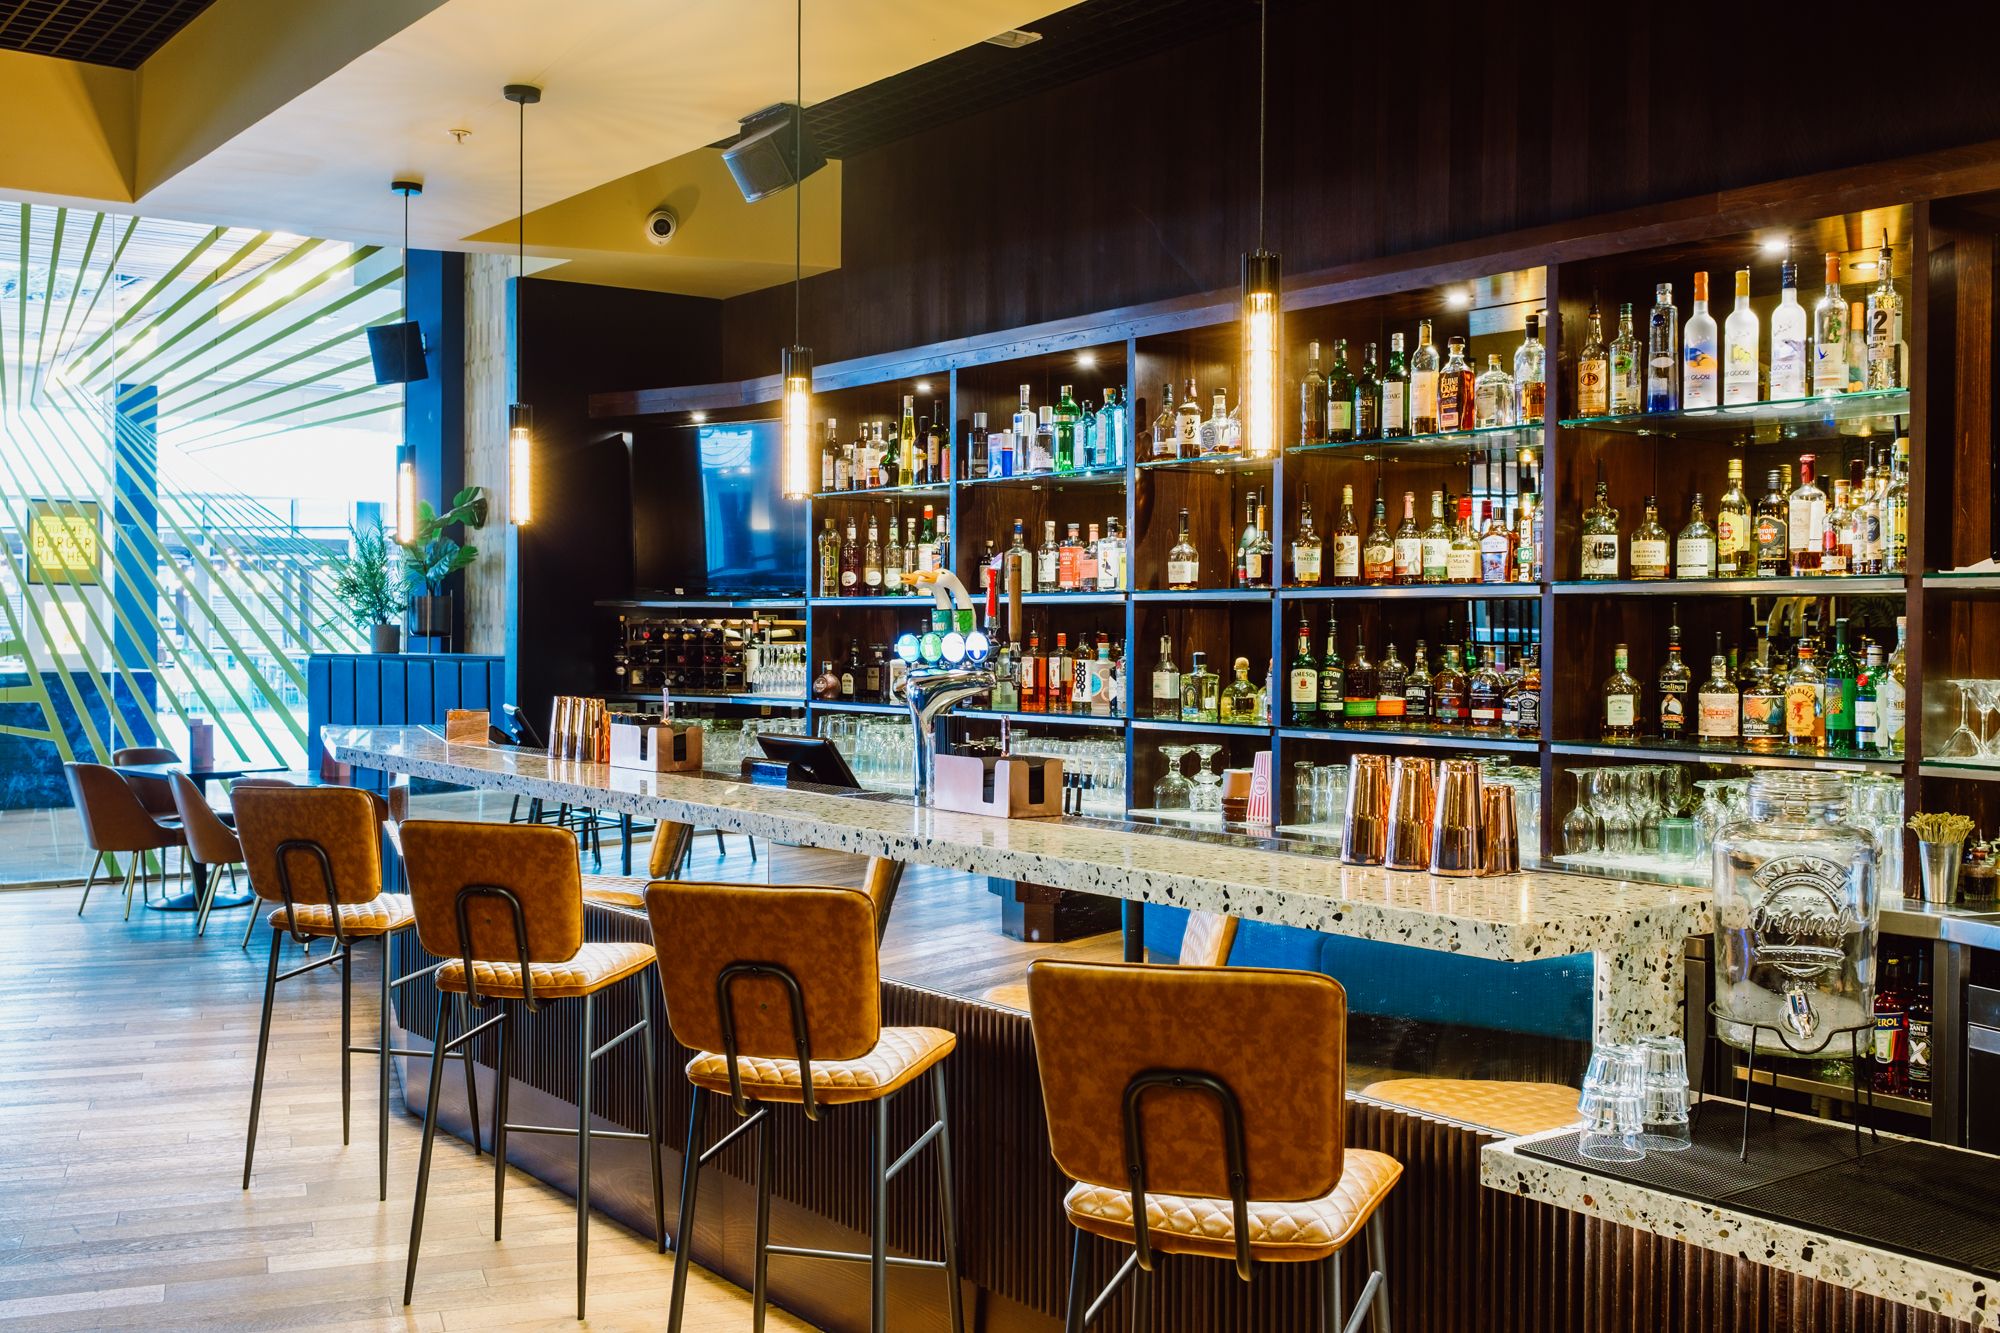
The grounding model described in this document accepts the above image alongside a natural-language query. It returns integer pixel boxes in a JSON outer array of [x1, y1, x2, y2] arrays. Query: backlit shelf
[[1560, 388, 1909, 441]]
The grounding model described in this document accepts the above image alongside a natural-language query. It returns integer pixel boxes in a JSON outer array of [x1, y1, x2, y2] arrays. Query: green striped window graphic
[[0, 202, 404, 804]]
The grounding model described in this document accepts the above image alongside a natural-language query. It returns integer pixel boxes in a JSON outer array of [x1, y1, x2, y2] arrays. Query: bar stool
[[1028, 961, 1400, 1332], [1359, 1078, 1579, 1136], [646, 880, 962, 1333], [167, 772, 246, 937], [578, 820, 694, 909], [63, 762, 186, 919], [983, 909, 1237, 1011], [234, 784, 460, 1202], [399, 819, 664, 1320], [227, 778, 297, 948]]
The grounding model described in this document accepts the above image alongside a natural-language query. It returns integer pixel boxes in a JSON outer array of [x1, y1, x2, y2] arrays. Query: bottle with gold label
[[1180, 651, 1220, 724], [1602, 644, 1641, 742], [1715, 458, 1752, 577], [1576, 301, 1610, 417], [1223, 656, 1261, 722], [1785, 640, 1825, 752]]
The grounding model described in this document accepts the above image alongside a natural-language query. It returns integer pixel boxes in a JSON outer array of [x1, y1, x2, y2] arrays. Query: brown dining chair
[[648, 880, 963, 1333], [64, 761, 187, 919], [234, 784, 456, 1203], [1028, 961, 1400, 1332], [227, 777, 297, 948], [983, 909, 1238, 1011], [168, 772, 246, 937], [399, 819, 663, 1320]]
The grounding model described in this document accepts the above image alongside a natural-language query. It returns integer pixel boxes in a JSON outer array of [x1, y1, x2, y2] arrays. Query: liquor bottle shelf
[[1017, 591, 1126, 606], [1129, 717, 1274, 736], [1550, 739, 1901, 772], [1278, 583, 1539, 601], [1921, 571, 2000, 592], [1550, 576, 1906, 596], [957, 463, 1126, 488], [952, 708, 1127, 729], [808, 700, 905, 715], [811, 482, 950, 500], [604, 690, 807, 708], [595, 596, 807, 610], [1278, 724, 1540, 753], [808, 595, 946, 608], [1288, 421, 1541, 459], [1135, 452, 1273, 475], [1559, 387, 1910, 440], [1130, 588, 1271, 603], [1732, 1061, 1932, 1120], [1917, 758, 2000, 783]]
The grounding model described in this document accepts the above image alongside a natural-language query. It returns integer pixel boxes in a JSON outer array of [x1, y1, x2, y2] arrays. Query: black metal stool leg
[[575, 992, 593, 1320], [341, 945, 354, 1146], [1065, 1230, 1088, 1333], [493, 999, 512, 1240], [1322, 1250, 1342, 1333], [931, 1065, 965, 1332], [378, 935, 393, 1201], [456, 994, 481, 1158], [667, 1087, 705, 1330], [1129, 1258, 1151, 1332], [403, 1000, 454, 1306], [620, 813, 633, 875], [870, 1099, 889, 1333], [640, 980, 666, 1253], [752, 1107, 773, 1332], [242, 928, 283, 1189]]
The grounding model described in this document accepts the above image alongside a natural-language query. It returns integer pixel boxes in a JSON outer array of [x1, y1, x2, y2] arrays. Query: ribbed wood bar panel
[[391, 904, 1971, 1332]]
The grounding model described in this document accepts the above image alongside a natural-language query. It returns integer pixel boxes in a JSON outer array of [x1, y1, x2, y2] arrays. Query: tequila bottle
[[1222, 656, 1261, 723], [1513, 313, 1547, 424], [1770, 258, 1808, 399], [1675, 493, 1716, 580], [1602, 644, 1641, 742], [1381, 332, 1410, 437], [1579, 467, 1620, 580], [1646, 283, 1680, 411], [1166, 509, 1199, 590], [1327, 339, 1356, 442], [1300, 340, 1329, 445], [1473, 354, 1514, 428], [1658, 614, 1692, 739], [1723, 268, 1761, 405], [1291, 486, 1323, 586], [1576, 301, 1609, 417], [1180, 651, 1221, 724], [1684, 271, 1719, 409], [1332, 484, 1361, 584], [1420, 490, 1452, 584], [1716, 458, 1752, 578], [1629, 495, 1670, 581], [1409, 319, 1441, 433], [1437, 336, 1475, 431], [1865, 238, 1903, 389], [1812, 252, 1848, 395], [1609, 301, 1643, 413]]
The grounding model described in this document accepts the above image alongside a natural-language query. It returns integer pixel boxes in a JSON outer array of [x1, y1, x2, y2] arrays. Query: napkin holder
[[607, 718, 703, 773], [932, 752, 1063, 818]]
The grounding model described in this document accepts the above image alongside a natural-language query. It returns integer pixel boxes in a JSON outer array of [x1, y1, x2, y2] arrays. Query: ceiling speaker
[[721, 103, 826, 204], [367, 321, 428, 385]]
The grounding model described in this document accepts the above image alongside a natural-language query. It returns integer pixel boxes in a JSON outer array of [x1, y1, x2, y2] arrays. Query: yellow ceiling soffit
[[0, 50, 136, 204], [463, 147, 841, 298]]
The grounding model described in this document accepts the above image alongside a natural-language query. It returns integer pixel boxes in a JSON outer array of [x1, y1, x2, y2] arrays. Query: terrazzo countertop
[[329, 725, 1712, 1042]]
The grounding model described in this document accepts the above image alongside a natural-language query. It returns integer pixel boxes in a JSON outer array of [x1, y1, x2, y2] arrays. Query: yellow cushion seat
[[436, 940, 655, 1000], [685, 1025, 956, 1107], [1361, 1078, 1579, 1137], [269, 892, 415, 939], [580, 875, 653, 912]]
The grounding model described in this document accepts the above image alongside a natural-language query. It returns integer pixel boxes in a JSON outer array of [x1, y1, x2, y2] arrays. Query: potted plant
[[397, 486, 488, 643], [329, 519, 406, 653]]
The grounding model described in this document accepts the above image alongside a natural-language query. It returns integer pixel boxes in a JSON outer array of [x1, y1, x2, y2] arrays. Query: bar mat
[[1733, 1144, 2000, 1276], [1517, 1103, 1888, 1198]]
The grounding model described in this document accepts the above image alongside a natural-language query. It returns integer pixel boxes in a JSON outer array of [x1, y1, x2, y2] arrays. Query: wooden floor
[[0, 829, 1124, 1332]]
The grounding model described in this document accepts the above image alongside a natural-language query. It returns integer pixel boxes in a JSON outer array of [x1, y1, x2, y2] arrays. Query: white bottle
[[1683, 270, 1719, 409], [1769, 258, 1808, 400], [1723, 268, 1760, 405]]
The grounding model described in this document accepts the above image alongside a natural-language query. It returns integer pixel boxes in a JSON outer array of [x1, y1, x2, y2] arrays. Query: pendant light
[[1241, 0, 1280, 461], [779, 0, 812, 499], [504, 83, 542, 525], [393, 178, 423, 544]]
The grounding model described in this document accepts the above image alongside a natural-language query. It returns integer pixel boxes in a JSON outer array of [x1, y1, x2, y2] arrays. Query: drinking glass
[[1562, 769, 1600, 856], [1692, 779, 1729, 858], [1939, 681, 1982, 759], [1190, 744, 1224, 812], [1629, 766, 1663, 853], [1636, 1034, 1693, 1151], [1576, 1043, 1645, 1163], [1656, 764, 1692, 819], [1312, 764, 1346, 830], [1289, 760, 1315, 825], [1594, 769, 1638, 856], [1975, 680, 2000, 759], [1153, 744, 1193, 810]]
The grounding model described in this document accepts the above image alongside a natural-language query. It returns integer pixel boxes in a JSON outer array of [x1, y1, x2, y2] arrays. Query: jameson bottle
[[1288, 618, 1319, 726], [1317, 619, 1346, 724]]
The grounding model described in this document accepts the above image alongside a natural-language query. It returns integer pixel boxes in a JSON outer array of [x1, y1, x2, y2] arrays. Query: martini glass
[[1938, 681, 1982, 759], [1152, 744, 1193, 809], [1190, 743, 1224, 812]]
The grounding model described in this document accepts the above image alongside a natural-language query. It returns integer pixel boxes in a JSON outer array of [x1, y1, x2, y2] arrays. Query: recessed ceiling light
[[691, 411, 707, 422], [1077, 352, 1098, 368], [916, 380, 933, 394], [1446, 289, 1471, 309], [1759, 236, 1789, 256], [1855, 259, 1879, 272], [984, 28, 1041, 48]]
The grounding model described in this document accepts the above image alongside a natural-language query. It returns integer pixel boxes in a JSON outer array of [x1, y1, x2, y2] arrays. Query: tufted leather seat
[[1361, 1078, 1579, 1137], [579, 876, 650, 911], [985, 910, 1239, 1012], [269, 892, 416, 939], [436, 940, 655, 1000], [1064, 1148, 1403, 1263], [685, 1024, 956, 1106]]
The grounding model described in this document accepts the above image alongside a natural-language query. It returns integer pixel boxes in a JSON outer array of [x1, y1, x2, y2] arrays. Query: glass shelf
[[1550, 739, 1900, 772], [1288, 422, 1540, 459], [952, 708, 1127, 728], [1278, 724, 1539, 753], [812, 482, 950, 500], [957, 463, 1126, 488], [808, 595, 942, 608], [1560, 388, 1910, 440], [1136, 451, 1273, 475], [1551, 576, 1905, 596], [1130, 717, 1272, 736], [1922, 571, 2000, 592], [1130, 588, 1270, 602], [1018, 591, 1125, 606], [1278, 583, 1539, 601], [605, 690, 806, 708], [809, 700, 904, 715], [1918, 758, 2000, 782]]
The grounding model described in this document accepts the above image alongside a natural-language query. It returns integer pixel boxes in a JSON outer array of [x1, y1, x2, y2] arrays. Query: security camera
[[645, 208, 679, 246]]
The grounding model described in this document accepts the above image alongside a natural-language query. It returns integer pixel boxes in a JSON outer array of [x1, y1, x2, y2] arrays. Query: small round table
[[111, 761, 283, 914]]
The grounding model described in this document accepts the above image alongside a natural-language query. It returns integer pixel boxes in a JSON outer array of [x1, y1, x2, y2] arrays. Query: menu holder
[[932, 753, 1064, 819], [444, 709, 489, 745], [607, 719, 704, 773]]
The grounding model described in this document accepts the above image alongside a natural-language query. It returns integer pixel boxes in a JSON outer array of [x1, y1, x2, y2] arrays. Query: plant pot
[[411, 593, 454, 641], [370, 623, 403, 654]]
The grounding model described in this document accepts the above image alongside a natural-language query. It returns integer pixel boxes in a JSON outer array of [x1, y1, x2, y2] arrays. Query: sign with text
[[28, 501, 101, 586]]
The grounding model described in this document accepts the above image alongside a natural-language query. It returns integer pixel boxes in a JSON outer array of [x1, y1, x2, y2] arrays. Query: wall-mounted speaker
[[367, 321, 428, 385], [721, 103, 826, 204]]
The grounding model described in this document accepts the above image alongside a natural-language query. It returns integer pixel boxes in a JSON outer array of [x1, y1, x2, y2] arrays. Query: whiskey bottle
[[1201, 390, 1230, 456], [1658, 614, 1691, 739], [1601, 643, 1641, 742], [1865, 238, 1903, 389], [1788, 454, 1827, 575], [1393, 492, 1422, 585], [1513, 313, 1547, 424], [1410, 319, 1441, 433], [1327, 339, 1356, 442], [1511, 643, 1542, 739], [1363, 487, 1395, 586], [1716, 458, 1752, 577], [1823, 481, 1853, 576], [1300, 341, 1329, 446], [1250, 500, 1274, 589], [1179, 650, 1220, 724], [1176, 378, 1202, 457], [1151, 381, 1178, 460], [1812, 252, 1848, 396], [1468, 647, 1504, 729], [1499, 647, 1523, 733], [1446, 496, 1481, 583], [1292, 485, 1323, 586], [1477, 500, 1511, 584], [1151, 635, 1181, 720], [1722, 268, 1760, 406], [1167, 509, 1199, 590], [1579, 467, 1621, 580], [1753, 469, 1789, 576], [1354, 343, 1383, 439], [1222, 656, 1261, 723], [1609, 301, 1643, 414], [1288, 618, 1319, 726], [1376, 642, 1407, 723], [1675, 493, 1716, 580], [1696, 635, 1739, 745], [1317, 620, 1346, 725], [1646, 283, 1680, 412], [1683, 271, 1719, 409], [1576, 301, 1610, 417], [1332, 484, 1362, 584], [1784, 639, 1824, 751], [1344, 638, 1378, 723], [1438, 336, 1475, 431], [1629, 495, 1670, 581], [1771, 258, 1808, 399], [1473, 354, 1514, 428], [1404, 640, 1432, 724], [1431, 645, 1469, 728], [1421, 490, 1452, 584], [1381, 332, 1410, 437]]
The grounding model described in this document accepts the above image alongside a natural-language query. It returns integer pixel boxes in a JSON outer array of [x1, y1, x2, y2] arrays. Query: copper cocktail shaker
[[1341, 754, 1390, 866], [1384, 756, 1437, 871], [1429, 758, 1484, 877]]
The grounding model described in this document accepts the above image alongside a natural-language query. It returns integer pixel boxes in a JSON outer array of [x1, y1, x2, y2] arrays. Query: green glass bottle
[[1326, 339, 1356, 442], [1053, 383, 1081, 474], [1823, 618, 1859, 753], [1288, 616, 1319, 727], [1353, 342, 1383, 440]]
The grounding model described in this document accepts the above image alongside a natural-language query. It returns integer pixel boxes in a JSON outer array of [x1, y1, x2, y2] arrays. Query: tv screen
[[673, 420, 808, 596]]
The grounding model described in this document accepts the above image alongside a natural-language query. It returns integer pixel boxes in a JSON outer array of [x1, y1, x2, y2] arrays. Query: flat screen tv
[[630, 419, 808, 597]]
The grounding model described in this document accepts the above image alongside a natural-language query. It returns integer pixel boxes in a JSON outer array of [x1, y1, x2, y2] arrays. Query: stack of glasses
[[1577, 1036, 1692, 1162]]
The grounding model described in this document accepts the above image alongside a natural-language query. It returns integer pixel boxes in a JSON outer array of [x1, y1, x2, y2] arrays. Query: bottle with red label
[[1871, 952, 1908, 1094]]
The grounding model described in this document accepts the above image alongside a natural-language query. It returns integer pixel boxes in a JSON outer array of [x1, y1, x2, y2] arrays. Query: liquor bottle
[[1907, 955, 1932, 1102], [1234, 491, 1260, 587], [1104, 386, 1130, 467], [1784, 639, 1824, 751], [1363, 487, 1395, 585], [1788, 454, 1827, 575], [915, 505, 938, 573], [1513, 489, 1539, 583], [1823, 481, 1852, 576], [820, 421, 838, 491], [1432, 644, 1468, 728], [1854, 642, 1882, 753], [1151, 635, 1181, 720], [1513, 313, 1547, 424], [1865, 238, 1903, 389], [1601, 645, 1641, 741], [1629, 495, 1670, 580], [1249, 500, 1273, 590], [1292, 486, 1323, 586], [882, 516, 904, 594], [1579, 467, 1621, 580], [1473, 354, 1514, 428], [1753, 469, 1789, 577], [1317, 620, 1346, 725], [1327, 339, 1356, 442], [1393, 492, 1422, 585], [1872, 953, 1908, 1095], [1010, 384, 1036, 476], [1037, 519, 1060, 591], [1344, 638, 1378, 722], [1477, 501, 1511, 584], [1845, 301, 1868, 392], [931, 401, 950, 479], [1697, 636, 1739, 744], [840, 639, 860, 700], [1199, 390, 1229, 455], [1176, 378, 1202, 457], [1048, 632, 1072, 714], [1376, 642, 1407, 722], [1879, 615, 1907, 756], [1410, 319, 1441, 433], [1332, 484, 1362, 584], [1081, 522, 1104, 588], [1576, 300, 1609, 417], [861, 516, 883, 594], [1824, 619, 1859, 753], [1055, 522, 1079, 592], [1843, 461, 1874, 575], [1053, 384, 1080, 473], [899, 395, 919, 483], [864, 647, 885, 701], [1647, 283, 1680, 411], [1715, 458, 1752, 577], [1447, 497, 1481, 583], [1075, 396, 1097, 470], [813, 660, 840, 701], [1437, 336, 1475, 431], [1609, 301, 1643, 414], [1355, 344, 1384, 439], [1883, 437, 1909, 572], [1180, 651, 1220, 723], [1381, 332, 1410, 437], [1098, 516, 1126, 590], [1005, 518, 1032, 593], [1404, 641, 1433, 723], [1151, 382, 1178, 461], [1812, 252, 1848, 395], [1675, 493, 1716, 580], [1683, 271, 1719, 409], [1300, 340, 1329, 445], [1499, 646, 1524, 733], [1512, 643, 1542, 738], [1288, 618, 1319, 726], [1723, 268, 1760, 405], [1740, 645, 1783, 750], [1167, 509, 1199, 590], [1222, 656, 1260, 723], [964, 411, 988, 480], [1033, 405, 1056, 472], [816, 518, 841, 597], [1768, 259, 1808, 400], [1420, 490, 1452, 584], [1468, 647, 1504, 729], [1658, 614, 1691, 739]]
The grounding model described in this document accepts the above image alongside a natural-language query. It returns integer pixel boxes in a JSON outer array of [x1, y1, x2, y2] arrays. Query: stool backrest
[[233, 785, 384, 908], [110, 746, 180, 816], [169, 771, 241, 866], [65, 762, 171, 854], [401, 819, 584, 964], [1179, 910, 1238, 967], [1027, 961, 1347, 1205], [646, 881, 881, 1063]]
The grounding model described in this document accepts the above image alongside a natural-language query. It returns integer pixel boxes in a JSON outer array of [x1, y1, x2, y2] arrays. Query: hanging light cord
[[793, 0, 802, 346], [516, 93, 526, 395], [1256, 0, 1267, 250]]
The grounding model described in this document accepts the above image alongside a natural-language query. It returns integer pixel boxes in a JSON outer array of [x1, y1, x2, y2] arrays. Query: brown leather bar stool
[[227, 777, 297, 948], [399, 819, 664, 1320], [234, 784, 460, 1203], [1359, 1078, 1578, 1136], [168, 772, 247, 937], [647, 880, 963, 1333], [984, 909, 1238, 1011], [578, 819, 695, 909], [1028, 961, 1401, 1333], [63, 761, 186, 919]]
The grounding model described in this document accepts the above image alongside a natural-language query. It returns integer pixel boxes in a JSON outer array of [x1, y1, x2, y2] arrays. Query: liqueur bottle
[[1473, 354, 1514, 427], [814, 661, 841, 700], [1317, 619, 1346, 725], [1629, 495, 1670, 581], [1753, 469, 1790, 577], [1683, 271, 1719, 409], [1784, 639, 1825, 751], [1609, 301, 1643, 413], [1770, 258, 1808, 400], [1715, 458, 1752, 578], [1579, 468, 1621, 580], [1658, 613, 1691, 740], [1513, 313, 1547, 424], [1723, 268, 1761, 405], [1393, 491, 1422, 586], [1477, 501, 1511, 584], [1332, 484, 1362, 584], [1812, 252, 1848, 395], [1363, 486, 1396, 586], [1381, 332, 1410, 437], [1222, 656, 1261, 723], [1288, 618, 1319, 726], [1420, 490, 1452, 584], [1437, 336, 1475, 431], [1788, 454, 1828, 575], [1696, 634, 1739, 745], [1431, 644, 1469, 728], [1675, 493, 1716, 580], [1375, 642, 1407, 722], [1292, 486, 1324, 586], [1167, 509, 1200, 590], [1602, 643, 1641, 742], [1151, 635, 1181, 720], [1300, 341, 1330, 445], [1409, 319, 1441, 433], [1326, 339, 1356, 442], [1576, 301, 1610, 417], [862, 515, 884, 594], [840, 518, 861, 593], [1646, 283, 1680, 411], [816, 518, 841, 597], [1740, 643, 1784, 751], [1446, 497, 1481, 583]]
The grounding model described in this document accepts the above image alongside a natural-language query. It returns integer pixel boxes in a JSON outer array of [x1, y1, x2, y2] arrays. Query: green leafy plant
[[329, 520, 405, 630], [398, 486, 489, 598]]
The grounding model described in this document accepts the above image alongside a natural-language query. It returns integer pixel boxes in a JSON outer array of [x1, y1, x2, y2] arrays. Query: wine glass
[[1562, 770, 1600, 856], [1630, 766, 1665, 853], [1692, 780, 1730, 858], [1940, 681, 1983, 759], [1974, 680, 2000, 760], [1152, 744, 1193, 810], [1656, 764, 1692, 819], [1595, 768, 1638, 857], [1190, 743, 1224, 812]]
